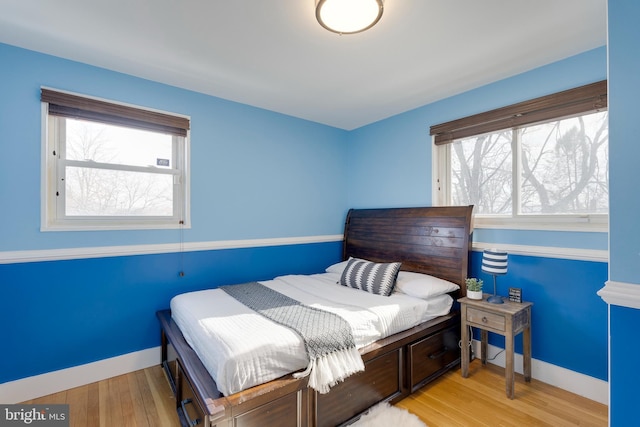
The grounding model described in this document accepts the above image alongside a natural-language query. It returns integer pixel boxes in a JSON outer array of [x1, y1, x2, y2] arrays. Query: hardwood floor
[[396, 360, 608, 427], [24, 366, 179, 427], [24, 360, 607, 426]]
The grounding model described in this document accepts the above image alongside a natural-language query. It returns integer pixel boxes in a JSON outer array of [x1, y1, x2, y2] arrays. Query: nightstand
[[458, 295, 533, 399]]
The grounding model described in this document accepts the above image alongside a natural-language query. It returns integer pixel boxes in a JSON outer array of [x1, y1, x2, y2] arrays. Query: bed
[[157, 205, 473, 427]]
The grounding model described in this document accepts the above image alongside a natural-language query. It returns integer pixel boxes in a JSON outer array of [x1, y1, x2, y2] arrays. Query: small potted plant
[[465, 278, 483, 300]]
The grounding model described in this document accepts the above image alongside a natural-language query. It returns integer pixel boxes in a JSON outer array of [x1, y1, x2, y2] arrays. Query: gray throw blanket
[[221, 282, 364, 393]]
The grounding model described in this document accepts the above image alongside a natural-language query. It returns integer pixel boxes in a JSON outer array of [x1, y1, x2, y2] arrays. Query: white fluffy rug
[[351, 402, 427, 427]]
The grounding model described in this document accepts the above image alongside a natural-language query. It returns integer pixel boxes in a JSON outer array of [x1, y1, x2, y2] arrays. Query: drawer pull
[[180, 398, 201, 426], [482, 316, 488, 323], [429, 348, 448, 359]]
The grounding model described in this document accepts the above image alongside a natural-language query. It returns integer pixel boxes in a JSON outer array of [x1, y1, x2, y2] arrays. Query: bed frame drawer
[[315, 347, 402, 427], [234, 390, 303, 427], [408, 325, 460, 392], [177, 362, 206, 427]]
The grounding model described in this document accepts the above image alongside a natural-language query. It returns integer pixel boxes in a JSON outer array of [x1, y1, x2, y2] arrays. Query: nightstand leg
[[505, 334, 515, 399], [523, 325, 532, 382], [480, 330, 488, 365], [461, 317, 469, 378]]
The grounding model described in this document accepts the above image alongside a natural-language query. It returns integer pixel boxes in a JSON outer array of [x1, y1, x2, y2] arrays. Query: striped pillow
[[340, 258, 402, 296]]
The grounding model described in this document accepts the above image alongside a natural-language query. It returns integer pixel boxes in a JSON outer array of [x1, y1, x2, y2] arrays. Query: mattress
[[170, 271, 453, 396]]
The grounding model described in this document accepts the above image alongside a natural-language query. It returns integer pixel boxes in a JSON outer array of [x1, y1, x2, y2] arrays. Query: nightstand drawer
[[467, 307, 506, 331]]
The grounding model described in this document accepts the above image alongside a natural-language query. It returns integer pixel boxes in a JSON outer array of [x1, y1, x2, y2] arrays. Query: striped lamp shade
[[482, 249, 508, 275]]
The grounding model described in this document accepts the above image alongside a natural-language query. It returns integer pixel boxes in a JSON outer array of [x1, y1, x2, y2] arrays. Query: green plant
[[465, 278, 483, 292]]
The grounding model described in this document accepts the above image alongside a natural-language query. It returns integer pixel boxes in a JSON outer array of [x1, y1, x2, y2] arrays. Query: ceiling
[[0, 1, 606, 130]]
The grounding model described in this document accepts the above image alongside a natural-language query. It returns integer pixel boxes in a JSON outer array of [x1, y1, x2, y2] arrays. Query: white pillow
[[325, 257, 381, 275], [394, 271, 460, 299], [325, 260, 350, 274]]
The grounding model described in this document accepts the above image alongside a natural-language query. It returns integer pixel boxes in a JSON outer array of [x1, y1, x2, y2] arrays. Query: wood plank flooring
[[24, 366, 179, 427], [396, 360, 608, 427], [24, 359, 607, 426]]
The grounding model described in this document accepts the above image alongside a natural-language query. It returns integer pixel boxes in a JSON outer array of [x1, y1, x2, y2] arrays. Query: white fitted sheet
[[170, 272, 453, 395]]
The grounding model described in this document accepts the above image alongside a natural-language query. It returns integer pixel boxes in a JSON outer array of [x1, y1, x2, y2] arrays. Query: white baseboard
[[472, 340, 608, 405], [0, 347, 160, 403]]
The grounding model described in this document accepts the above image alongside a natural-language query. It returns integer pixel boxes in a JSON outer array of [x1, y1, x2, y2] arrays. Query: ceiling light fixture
[[315, 0, 384, 35]]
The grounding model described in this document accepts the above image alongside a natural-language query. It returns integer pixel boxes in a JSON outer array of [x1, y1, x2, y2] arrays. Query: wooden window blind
[[41, 88, 190, 137], [430, 80, 607, 145]]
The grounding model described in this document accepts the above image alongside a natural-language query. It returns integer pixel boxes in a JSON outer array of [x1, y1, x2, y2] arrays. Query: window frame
[[41, 88, 191, 231], [431, 81, 608, 232]]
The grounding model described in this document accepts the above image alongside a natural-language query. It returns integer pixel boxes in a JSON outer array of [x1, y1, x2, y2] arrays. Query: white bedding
[[170, 271, 453, 396]]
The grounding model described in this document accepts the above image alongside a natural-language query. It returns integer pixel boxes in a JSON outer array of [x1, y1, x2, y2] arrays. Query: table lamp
[[482, 249, 508, 304]]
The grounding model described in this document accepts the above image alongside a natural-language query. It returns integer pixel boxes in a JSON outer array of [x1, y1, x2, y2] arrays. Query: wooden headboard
[[342, 206, 474, 296]]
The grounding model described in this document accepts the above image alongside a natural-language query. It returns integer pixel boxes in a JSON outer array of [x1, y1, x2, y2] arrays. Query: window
[[431, 81, 608, 231], [41, 89, 190, 230]]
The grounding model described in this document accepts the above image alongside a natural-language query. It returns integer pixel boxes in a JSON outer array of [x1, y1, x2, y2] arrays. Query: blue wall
[[347, 46, 609, 383], [0, 43, 350, 252], [1, 242, 342, 383], [608, 1, 640, 283], [0, 40, 611, 391], [608, 0, 640, 424], [0, 42, 349, 384], [470, 252, 608, 380], [348, 46, 607, 235]]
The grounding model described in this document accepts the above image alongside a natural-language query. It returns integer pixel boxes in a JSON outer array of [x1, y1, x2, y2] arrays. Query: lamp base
[[487, 294, 504, 304]]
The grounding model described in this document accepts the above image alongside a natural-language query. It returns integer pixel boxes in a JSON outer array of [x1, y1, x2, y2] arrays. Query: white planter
[[467, 290, 483, 300]]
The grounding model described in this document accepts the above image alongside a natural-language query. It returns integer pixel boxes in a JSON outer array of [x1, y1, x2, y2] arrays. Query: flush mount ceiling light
[[316, 0, 384, 35]]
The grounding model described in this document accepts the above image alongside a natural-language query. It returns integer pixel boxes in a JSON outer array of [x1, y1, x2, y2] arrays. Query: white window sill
[[473, 216, 608, 233], [41, 220, 191, 232]]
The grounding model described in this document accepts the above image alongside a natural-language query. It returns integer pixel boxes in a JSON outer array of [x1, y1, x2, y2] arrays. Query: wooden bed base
[[158, 206, 473, 427]]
